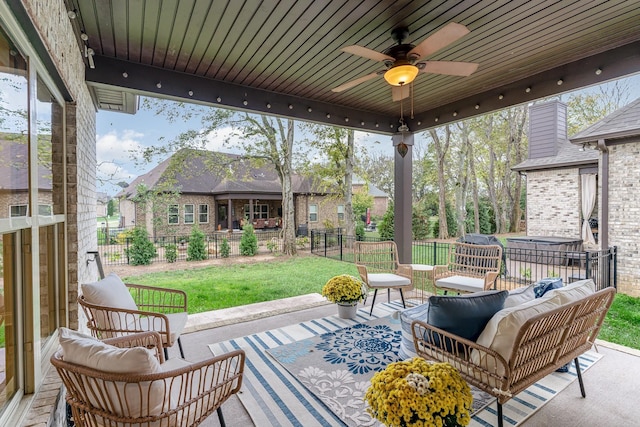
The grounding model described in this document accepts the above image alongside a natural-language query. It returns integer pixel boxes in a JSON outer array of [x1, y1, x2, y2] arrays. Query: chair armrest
[[411, 319, 510, 397], [78, 297, 174, 344], [102, 331, 165, 363], [432, 265, 449, 281], [356, 265, 368, 285], [396, 263, 413, 280], [484, 271, 499, 290], [163, 349, 245, 416], [125, 283, 188, 313]]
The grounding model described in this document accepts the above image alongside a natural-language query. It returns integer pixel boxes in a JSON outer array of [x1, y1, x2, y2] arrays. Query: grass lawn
[[124, 256, 359, 315], [124, 255, 639, 351], [599, 293, 640, 350]]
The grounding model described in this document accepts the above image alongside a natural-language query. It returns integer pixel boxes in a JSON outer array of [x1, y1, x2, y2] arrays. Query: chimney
[[528, 100, 567, 159]]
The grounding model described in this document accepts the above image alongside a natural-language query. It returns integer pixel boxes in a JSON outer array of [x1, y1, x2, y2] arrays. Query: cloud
[[203, 126, 246, 154], [96, 129, 146, 163]]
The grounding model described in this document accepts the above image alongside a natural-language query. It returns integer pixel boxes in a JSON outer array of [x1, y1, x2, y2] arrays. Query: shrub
[[266, 238, 278, 253], [378, 202, 394, 240], [187, 226, 207, 261], [165, 244, 177, 263], [240, 223, 258, 256], [220, 238, 230, 258], [125, 227, 156, 266], [412, 207, 430, 240], [355, 221, 365, 240]]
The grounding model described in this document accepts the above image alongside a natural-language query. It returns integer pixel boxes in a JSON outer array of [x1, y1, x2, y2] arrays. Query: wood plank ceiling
[[67, 0, 640, 135]]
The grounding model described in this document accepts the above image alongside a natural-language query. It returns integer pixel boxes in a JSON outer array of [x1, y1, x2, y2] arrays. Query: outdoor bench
[[410, 280, 615, 427]]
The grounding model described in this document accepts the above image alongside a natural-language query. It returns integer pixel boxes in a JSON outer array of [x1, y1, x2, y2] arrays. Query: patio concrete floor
[[176, 291, 640, 427]]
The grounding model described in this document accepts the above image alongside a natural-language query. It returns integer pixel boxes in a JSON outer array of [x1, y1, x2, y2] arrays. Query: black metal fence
[[98, 230, 311, 265], [310, 230, 617, 291]]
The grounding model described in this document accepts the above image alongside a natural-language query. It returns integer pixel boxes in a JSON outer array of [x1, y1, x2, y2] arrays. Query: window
[[198, 204, 209, 223], [38, 204, 52, 216], [244, 204, 268, 219], [309, 204, 318, 222], [9, 205, 28, 217], [168, 204, 179, 224], [184, 204, 194, 224], [337, 205, 345, 221]]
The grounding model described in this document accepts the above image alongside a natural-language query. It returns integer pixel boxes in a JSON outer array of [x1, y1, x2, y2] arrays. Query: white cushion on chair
[[136, 312, 188, 346], [58, 327, 164, 419], [367, 273, 411, 288], [81, 273, 138, 310], [436, 275, 485, 293]]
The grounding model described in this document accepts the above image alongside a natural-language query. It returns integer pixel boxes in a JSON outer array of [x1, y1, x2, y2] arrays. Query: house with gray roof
[[514, 98, 640, 297], [118, 149, 385, 237]]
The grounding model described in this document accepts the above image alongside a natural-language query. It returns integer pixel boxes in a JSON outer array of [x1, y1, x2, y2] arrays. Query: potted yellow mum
[[365, 358, 473, 427], [322, 274, 366, 319]]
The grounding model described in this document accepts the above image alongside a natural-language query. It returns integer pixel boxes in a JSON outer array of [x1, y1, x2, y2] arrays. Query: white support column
[[392, 133, 414, 264]]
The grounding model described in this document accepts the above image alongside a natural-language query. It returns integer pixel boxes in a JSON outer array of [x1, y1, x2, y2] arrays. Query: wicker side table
[[409, 264, 435, 305]]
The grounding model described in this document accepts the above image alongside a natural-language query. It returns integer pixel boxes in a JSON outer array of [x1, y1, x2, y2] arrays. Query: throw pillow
[[58, 327, 163, 418], [427, 290, 509, 343], [533, 277, 563, 298], [81, 273, 139, 335], [503, 284, 535, 308]]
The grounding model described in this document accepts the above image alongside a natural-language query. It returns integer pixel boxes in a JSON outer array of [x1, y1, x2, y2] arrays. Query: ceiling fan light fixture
[[384, 64, 419, 86]]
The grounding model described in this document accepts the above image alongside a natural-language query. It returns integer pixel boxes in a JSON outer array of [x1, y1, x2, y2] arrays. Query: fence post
[[324, 231, 327, 257], [126, 238, 130, 265], [339, 233, 343, 261], [432, 241, 437, 266], [584, 251, 590, 280], [612, 246, 618, 289], [311, 229, 315, 252]]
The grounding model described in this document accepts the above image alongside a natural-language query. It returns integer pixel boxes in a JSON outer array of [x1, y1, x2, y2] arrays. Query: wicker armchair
[[52, 331, 245, 427], [79, 274, 188, 360], [354, 241, 413, 315]]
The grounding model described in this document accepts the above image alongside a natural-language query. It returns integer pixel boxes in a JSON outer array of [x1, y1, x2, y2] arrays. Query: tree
[[352, 184, 374, 222], [304, 126, 357, 237], [428, 126, 452, 239], [107, 199, 115, 217]]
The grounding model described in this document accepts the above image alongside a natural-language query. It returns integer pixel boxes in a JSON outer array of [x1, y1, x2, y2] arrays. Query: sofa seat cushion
[[436, 275, 485, 293], [399, 290, 508, 357], [135, 312, 188, 346], [366, 273, 411, 288]]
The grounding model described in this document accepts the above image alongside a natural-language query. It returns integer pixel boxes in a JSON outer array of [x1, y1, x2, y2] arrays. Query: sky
[[95, 74, 640, 197]]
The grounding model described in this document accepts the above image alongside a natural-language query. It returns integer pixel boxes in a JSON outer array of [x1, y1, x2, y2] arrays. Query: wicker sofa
[[406, 279, 614, 427]]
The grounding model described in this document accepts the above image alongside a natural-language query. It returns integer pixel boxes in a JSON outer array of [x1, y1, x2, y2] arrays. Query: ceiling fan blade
[[391, 85, 410, 102], [408, 22, 470, 59], [342, 45, 394, 62], [331, 72, 380, 92], [421, 61, 479, 76]]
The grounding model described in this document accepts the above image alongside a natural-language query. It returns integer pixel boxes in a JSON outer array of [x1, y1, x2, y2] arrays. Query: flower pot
[[337, 302, 358, 319]]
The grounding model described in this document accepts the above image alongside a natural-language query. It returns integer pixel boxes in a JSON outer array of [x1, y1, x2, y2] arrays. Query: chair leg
[[217, 407, 226, 427], [399, 289, 406, 308], [497, 402, 503, 427], [369, 290, 378, 316], [178, 337, 185, 359], [575, 357, 586, 398]]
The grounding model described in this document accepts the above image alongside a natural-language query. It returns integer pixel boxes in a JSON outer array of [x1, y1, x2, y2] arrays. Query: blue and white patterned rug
[[208, 302, 603, 427]]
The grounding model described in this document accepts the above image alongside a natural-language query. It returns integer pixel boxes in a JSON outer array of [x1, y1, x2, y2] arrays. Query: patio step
[[184, 293, 330, 333]]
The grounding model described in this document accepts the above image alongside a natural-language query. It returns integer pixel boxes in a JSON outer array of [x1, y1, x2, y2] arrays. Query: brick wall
[[608, 142, 640, 297], [525, 168, 581, 238], [295, 195, 341, 231]]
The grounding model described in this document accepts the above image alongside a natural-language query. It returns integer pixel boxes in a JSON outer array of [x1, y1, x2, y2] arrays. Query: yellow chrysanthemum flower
[[365, 358, 472, 427], [321, 274, 366, 304]]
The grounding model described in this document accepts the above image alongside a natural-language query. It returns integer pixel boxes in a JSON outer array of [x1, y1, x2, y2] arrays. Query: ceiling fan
[[331, 23, 479, 101]]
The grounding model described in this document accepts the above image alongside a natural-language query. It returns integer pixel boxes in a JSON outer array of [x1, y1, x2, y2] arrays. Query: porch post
[[392, 133, 414, 264], [227, 198, 232, 229]]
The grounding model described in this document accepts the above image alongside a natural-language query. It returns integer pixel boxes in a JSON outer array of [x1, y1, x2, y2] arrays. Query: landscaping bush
[[220, 238, 230, 258], [378, 202, 394, 240], [240, 223, 258, 256], [125, 227, 156, 265], [355, 221, 365, 240], [165, 243, 177, 263], [187, 226, 207, 261]]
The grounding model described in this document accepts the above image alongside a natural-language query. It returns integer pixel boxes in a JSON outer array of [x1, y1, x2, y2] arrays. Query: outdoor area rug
[[208, 302, 603, 427]]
